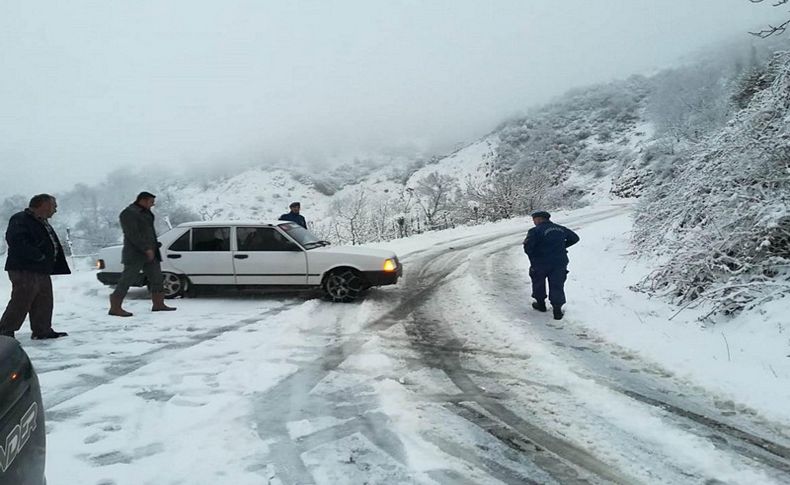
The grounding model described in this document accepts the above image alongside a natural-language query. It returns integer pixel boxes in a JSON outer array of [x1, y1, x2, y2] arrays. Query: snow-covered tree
[[634, 51, 790, 314], [329, 187, 370, 245], [647, 63, 733, 142], [411, 172, 456, 229]]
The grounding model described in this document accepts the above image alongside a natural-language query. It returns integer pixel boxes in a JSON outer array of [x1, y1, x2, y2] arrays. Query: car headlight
[[96, 259, 105, 270], [383, 258, 397, 272]]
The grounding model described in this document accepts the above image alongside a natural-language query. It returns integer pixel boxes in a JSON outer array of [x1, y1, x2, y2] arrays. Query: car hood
[[311, 245, 397, 259]]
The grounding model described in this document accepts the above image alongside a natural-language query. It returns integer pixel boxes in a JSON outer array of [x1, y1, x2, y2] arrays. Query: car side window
[[237, 227, 300, 252], [169, 230, 190, 251], [192, 227, 231, 251]]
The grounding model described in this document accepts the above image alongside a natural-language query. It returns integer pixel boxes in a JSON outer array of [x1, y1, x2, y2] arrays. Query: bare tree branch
[[749, 0, 790, 37], [749, 18, 790, 38], [748, 0, 788, 6]]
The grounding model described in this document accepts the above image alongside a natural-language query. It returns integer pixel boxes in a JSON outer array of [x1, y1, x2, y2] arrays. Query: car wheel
[[322, 269, 365, 302], [162, 272, 188, 298]]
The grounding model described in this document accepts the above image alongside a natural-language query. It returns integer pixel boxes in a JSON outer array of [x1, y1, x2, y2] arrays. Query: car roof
[[176, 220, 295, 228]]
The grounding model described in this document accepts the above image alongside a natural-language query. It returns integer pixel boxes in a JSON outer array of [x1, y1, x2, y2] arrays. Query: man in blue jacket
[[0, 194, 70, 339], [523, 211, 580, 320], [279, 202, 307, 229]]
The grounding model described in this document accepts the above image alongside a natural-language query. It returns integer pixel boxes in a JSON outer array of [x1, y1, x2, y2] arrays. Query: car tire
[[322, 268, 365, 302], [162, 272, 188, 299]]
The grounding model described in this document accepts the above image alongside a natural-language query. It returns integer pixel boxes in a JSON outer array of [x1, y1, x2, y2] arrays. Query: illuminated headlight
[[383, 258, 397, 272], [96, 259, 105, 270]]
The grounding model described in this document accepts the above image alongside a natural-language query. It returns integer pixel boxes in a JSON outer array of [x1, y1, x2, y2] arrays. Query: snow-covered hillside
[[173, 168, 335, 222], [633, 50, 790, 314]]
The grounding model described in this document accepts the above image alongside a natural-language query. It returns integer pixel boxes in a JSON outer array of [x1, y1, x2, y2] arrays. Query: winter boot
[[531, 299, 547, 312], [108, 294, 133, 317], [151, 293, 177, 312], [552, 305, 564, 320], [32, 329, 68, 339]]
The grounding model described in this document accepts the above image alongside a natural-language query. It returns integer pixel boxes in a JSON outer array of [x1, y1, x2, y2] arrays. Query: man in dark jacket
[[0, 194, 70, 339], [108, 191, 176, 317], [279, 202, 307, 229], [523, 210, 580, 320]]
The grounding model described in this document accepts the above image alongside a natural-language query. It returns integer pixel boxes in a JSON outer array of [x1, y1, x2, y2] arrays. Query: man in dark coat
[[523, 210, 580, 320], [279, 201, 307, 229], [108, 191, 176, 317], [0, 194, 70, 339]]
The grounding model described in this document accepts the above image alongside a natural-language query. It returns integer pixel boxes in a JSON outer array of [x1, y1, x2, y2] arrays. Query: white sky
[[0, 0, 782, 195]]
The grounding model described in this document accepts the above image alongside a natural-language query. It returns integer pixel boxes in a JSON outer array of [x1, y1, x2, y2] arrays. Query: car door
[[165, 226, 235, 285], [233, 226, 308, 285]]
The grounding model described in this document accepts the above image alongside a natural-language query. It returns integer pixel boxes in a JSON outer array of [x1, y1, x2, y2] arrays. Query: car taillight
[[96, 259, 105, 270]]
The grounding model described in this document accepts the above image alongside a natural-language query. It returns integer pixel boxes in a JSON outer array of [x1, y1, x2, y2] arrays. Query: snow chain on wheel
[[162, 272, 187, 298], [323, 269, 365, 302]]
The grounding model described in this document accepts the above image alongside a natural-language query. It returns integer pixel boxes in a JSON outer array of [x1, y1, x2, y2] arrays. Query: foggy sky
[[0, 0, 782, 196]]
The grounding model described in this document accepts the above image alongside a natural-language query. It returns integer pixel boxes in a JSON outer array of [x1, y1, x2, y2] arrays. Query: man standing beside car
[[108, 191, 176, 317], [279, 201, 307, 229], [0, 194, 70, 339], [523, 210, 579, 320]]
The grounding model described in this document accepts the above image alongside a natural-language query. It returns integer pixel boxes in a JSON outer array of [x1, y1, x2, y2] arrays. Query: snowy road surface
[[9, 203, 790, 484]]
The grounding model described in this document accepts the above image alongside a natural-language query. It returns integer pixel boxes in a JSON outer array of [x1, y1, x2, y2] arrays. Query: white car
[[96, 221, 402, 301]]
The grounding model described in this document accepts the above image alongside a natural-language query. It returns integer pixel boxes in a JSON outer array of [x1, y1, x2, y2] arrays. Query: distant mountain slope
[[158, 77, 654, 236], [174, 168, 334, 222]]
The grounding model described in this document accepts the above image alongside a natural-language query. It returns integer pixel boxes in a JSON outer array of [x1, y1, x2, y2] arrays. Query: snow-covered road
[[9, 203, 790, 484]]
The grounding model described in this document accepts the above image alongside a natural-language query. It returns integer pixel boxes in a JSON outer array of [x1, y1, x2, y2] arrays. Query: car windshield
[[277, 223, 329, 249]]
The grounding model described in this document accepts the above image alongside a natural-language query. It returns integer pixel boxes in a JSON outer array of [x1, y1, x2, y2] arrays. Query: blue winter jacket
[[523, 221, 580, 267], [279, 212, 307, 229]]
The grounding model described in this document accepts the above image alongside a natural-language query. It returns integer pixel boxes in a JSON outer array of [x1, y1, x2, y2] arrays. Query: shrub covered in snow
[[633, 52, 790, 315]]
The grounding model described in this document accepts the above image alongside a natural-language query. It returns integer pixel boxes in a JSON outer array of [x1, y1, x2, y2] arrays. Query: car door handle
[[167, 254, 182, 259], [234, 254, 249, 259]]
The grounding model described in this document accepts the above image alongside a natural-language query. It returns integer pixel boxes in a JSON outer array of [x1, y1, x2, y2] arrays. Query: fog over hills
[[1, 1, 785, 195]]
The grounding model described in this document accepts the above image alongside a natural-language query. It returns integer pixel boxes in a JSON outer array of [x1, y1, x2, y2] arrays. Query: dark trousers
[[112, 259, 164, 299], [0, 271, 55, 335], [530, 265, 568, 307]]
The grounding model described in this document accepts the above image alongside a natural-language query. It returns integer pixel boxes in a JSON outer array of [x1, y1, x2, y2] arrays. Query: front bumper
[[362, 263, 402, 287]]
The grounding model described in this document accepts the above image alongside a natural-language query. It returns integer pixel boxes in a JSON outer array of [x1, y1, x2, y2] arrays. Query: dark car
[[0, 337, 46, 485]]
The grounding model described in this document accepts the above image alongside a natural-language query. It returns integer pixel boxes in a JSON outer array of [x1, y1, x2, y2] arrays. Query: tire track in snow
[[44, 303, 297, 410], [251, 206, 636, 484], [400, 250, 636, 484], [470, 215, 790, 480]]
